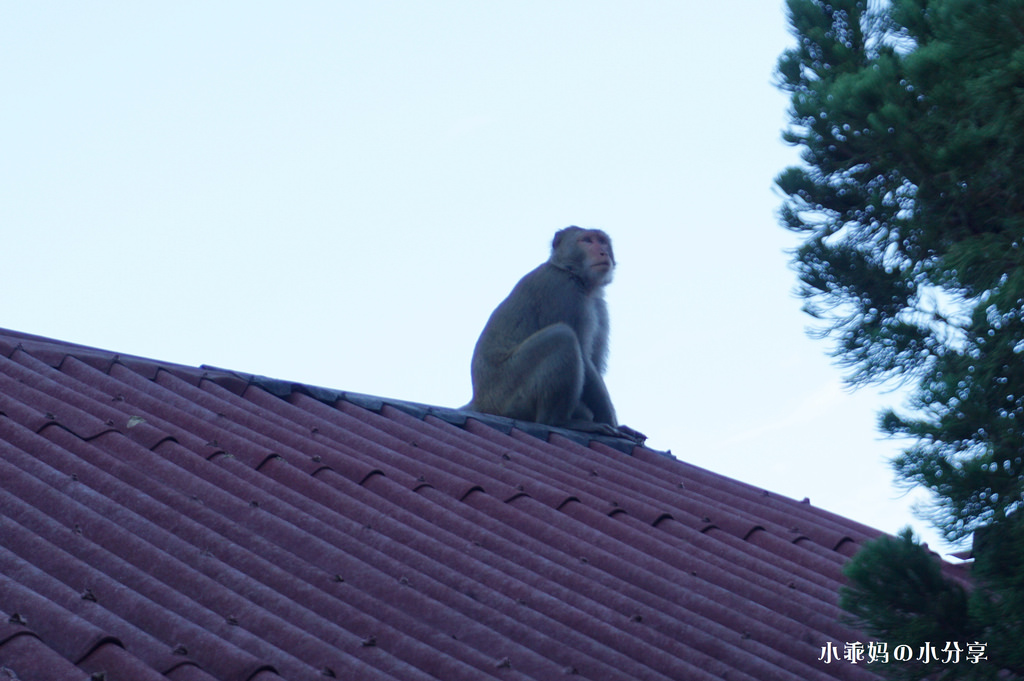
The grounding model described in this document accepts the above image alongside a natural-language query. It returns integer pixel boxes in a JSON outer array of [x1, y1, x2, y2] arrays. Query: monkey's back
[[471, 263, 596, 372]]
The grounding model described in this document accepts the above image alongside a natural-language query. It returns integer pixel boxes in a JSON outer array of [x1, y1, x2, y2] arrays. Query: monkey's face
[[577, 230, 615, 285], [550, 226, 616, 288]]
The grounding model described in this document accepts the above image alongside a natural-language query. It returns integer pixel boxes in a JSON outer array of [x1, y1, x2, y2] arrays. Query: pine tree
[[776, 0, 1024, 677]]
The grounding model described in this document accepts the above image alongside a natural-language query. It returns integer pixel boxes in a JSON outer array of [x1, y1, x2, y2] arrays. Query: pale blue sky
[[2, 2, 951, 551]]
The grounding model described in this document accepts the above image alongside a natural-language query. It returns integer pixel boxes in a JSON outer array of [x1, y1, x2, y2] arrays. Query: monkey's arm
[[579, 363, 617, 426]]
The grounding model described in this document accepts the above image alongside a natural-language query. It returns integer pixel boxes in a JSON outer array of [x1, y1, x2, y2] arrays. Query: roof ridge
[[0, 326, 648, 455]]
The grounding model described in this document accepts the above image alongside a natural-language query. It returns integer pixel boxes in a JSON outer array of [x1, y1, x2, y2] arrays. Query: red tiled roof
[[0, 326, 891, 680]]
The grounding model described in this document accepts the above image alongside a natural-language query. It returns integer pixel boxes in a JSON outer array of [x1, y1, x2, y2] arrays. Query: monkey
[[467, 226, 623, 435]]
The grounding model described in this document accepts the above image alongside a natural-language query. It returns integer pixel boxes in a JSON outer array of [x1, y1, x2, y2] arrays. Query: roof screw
[[8, 613, 27, 626], [172, 644, 189, 656], [80, 588, 97, 602], [629, 613, 643, 623], [333, 574, 345, 583], [495, 657, 512, 669], [361, 635, 377, 647], [320, 667, 337, 678], [225, 615, 239, 626]]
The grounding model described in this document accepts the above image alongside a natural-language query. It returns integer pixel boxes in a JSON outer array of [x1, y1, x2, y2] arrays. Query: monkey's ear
[[552, 225, 582, 250]]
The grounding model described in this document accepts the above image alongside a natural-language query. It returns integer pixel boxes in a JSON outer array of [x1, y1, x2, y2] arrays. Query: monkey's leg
[[496, 322, 585, 426]]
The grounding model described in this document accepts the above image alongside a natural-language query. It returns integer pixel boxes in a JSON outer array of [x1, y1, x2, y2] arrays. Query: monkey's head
[[550, 226, 615, 289]]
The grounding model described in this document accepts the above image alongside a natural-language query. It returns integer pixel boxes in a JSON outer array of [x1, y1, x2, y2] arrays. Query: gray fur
[[468, 226, 618, 429]]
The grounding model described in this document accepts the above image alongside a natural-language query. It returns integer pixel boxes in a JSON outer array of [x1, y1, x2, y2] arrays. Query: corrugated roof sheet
[[0, 326, 896, 680]]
